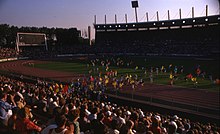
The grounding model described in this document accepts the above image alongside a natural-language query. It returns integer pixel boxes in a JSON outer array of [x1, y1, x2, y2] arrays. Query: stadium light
[[131, 1, 139, 23], [94, 15, 96, 24]]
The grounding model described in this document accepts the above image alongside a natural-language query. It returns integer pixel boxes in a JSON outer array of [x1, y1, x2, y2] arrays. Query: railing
[[104, 89, 220, 119]]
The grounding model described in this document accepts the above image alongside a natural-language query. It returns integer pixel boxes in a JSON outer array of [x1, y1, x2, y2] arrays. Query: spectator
[[94, 112, 108, 134], [88, 106, 99, 121], [15, 107, 42, 134], [0, 90, 16, 126], [167, 121, 178, 134], [112, 109, 126, 129], [126, 120, 135, 134], [14, 94, 25, 109], [148, 116, 162, 134], [41, 107, 62, 134], [7, 107, 19, 133], [103, 110, 112, 127], [48, 115, 69, 134], [78, 111, 90, 133], [68, 108, 80, 134], [107, 119, 120, 134]]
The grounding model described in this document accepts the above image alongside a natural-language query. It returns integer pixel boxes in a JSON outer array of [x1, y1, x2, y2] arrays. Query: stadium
[[0, 2, 220, 134]]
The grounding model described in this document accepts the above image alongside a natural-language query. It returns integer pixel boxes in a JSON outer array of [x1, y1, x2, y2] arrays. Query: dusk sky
[[0, 0, 219, 39]]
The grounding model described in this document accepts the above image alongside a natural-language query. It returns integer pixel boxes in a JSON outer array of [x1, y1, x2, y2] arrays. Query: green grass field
[[31, 56, 220, 92]]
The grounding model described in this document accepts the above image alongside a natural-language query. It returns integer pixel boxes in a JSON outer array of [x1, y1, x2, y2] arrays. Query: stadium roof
[[94, 15, 220, 31]]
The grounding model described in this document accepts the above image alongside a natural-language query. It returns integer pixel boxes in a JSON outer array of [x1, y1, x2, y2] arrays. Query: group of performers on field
[[48, 57, 219, 95], [84, 57, 219, 92]]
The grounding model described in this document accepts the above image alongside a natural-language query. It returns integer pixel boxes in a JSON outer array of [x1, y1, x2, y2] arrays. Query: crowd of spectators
[[0, 38, 219, 60], [94, 39, 219, 57], [0, 45, 217, 60], [18, 47, 57, 59], [0, 47, 17, 59], [95, 24, 219, 57], [0, 75, 219, 134]]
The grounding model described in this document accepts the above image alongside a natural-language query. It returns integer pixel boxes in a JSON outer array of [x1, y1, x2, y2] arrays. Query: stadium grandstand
[[94, 15, 220, 57]]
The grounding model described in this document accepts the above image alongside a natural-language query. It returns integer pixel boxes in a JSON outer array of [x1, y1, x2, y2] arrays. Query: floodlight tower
[[131, 0, 139, 23], [88, 26, 91, 46]]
